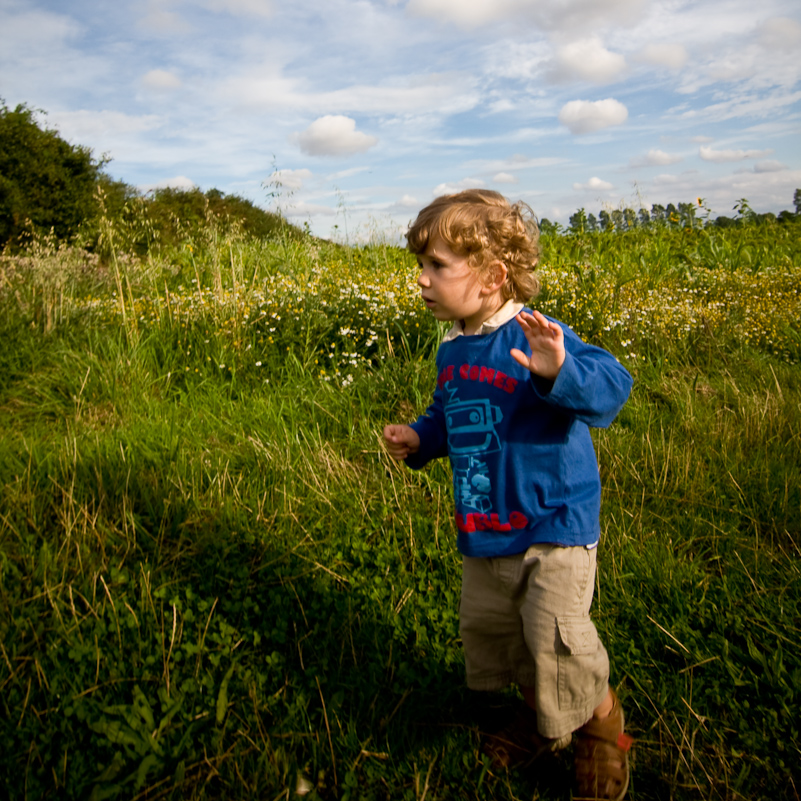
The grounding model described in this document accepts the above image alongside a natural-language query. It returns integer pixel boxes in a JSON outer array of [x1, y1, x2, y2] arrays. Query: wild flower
[[8, 229, 796, 376]]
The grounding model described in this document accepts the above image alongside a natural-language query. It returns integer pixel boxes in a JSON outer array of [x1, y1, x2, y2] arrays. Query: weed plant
[[0, 209, 799, 800]]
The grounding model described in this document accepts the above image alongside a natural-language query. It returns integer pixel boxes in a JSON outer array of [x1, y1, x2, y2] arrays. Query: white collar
[[442, 299, 524, 342]]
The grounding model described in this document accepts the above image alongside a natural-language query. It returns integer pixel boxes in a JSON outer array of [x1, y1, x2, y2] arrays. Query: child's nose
[[418, 271, 431, 287]]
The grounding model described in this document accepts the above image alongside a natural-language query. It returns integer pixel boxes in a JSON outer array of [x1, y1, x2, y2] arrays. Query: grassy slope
[[0, 222, 799, 800]]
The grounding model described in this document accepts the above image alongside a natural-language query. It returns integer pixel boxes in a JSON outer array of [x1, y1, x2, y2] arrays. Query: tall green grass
[[0, 211, 799, 800]]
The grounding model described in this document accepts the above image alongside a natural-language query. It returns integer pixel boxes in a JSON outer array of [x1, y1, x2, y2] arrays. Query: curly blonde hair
[[406, 189, 540, 302]]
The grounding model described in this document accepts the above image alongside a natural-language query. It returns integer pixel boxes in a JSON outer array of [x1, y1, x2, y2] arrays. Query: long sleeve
[[405, 381, 449, 469], [528, 323, 632, 429]]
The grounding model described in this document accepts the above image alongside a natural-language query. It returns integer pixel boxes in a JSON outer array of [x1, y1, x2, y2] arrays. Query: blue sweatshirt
[[405, 307, 632, 557]]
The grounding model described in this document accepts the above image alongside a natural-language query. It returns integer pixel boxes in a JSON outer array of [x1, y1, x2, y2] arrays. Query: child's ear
[[482, 260, 508, 293]]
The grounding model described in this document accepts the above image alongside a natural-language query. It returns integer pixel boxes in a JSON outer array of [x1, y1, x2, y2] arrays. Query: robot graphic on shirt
[[443, 385, 503, 514]]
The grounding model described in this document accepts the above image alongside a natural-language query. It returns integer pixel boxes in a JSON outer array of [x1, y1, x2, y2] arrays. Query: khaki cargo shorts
[[460, 543, 610, 739]]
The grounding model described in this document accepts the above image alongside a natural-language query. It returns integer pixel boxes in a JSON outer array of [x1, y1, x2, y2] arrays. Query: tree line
[[541, 192, 800, 236], [0, 101, 290, 252]]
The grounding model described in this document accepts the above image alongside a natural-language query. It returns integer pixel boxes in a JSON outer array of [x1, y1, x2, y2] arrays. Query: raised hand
[[382, 424, 421, 460], [510, 310, 565, 380]]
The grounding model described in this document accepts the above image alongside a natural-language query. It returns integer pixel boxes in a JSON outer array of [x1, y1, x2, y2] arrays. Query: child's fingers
[[383, 424, 407, 443], [383, 428, 409, 459], [515, 311, 534, 332], [529, 310, 560, 336], [387, 445, 409, 460], [382, 424, 419, 459], [517, 310, 550, 335], [532, 311, 564, 341], [510, 348, 530, 369]]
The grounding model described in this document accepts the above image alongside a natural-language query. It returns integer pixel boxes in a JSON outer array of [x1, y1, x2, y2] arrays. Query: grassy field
[[0, 213, 799, 800]]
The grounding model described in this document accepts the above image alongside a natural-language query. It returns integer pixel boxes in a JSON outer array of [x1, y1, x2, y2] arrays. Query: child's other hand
[[382, 424, 420, 460], [511, 310, 565, 380]]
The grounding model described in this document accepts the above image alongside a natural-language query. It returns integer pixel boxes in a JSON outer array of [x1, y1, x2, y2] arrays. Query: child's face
[[416, 236, 503, 334]]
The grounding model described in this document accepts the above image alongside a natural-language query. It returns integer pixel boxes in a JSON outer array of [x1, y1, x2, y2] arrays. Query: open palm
[[510, 310, 565, 380]]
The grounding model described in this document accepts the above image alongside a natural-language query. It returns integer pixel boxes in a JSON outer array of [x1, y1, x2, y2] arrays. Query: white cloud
[[201, 0, 274, 18], [653, 174, 679, 185], [433, 178, 485, 195], [266, 168, 313, 191], [406, 0, 645, 33], [752, 160, 785, 173], [684, 91, 801, 123], [573, 177, 614, 191], [141, 69, 182, 91], [636, 43, 688, 70], [322, 77, 479, 115], [706, 55, 755, 84], [283, 201, 337, 218], [482, 40, 552, 82], [222, 68, 479, 117], [0, 7, 81, 51], [492, 172, 518, 184], [141, 175, 197, 193], [630, 149, 683, 168], [405, 0, 517, 29], [489, 99, 516, 113], [139, 2, 192, 34], [674, 13, 801, 95], [48, 110, 163, 142], [757, 17, 801, 52], [463, 154, 566, 173], [536, 0, 645, 32], [396, 194, 420, 208], [0, 7, 113, 103], [293, 116, 378, 157], [699, 145, 773, 163], [558, 98, 628, 134], [550, 37, 626, 84], [326, 167, 371, 181]]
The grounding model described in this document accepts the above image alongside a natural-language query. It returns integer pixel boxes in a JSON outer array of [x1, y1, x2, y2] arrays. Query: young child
[[383, 190, 634, 800]]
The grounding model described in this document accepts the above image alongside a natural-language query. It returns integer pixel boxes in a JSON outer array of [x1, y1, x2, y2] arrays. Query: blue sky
[[1, 0, 800, 238]]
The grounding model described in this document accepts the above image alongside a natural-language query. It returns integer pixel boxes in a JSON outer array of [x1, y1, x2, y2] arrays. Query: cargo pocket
[[556, 616, 602, 710]]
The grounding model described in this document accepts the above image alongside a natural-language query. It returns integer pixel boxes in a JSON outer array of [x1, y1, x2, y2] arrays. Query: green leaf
[[216, 663, 236, 725], [90, 719, 146, 752], [132, 684, 156, 731], [134, 753, 161, 792]]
